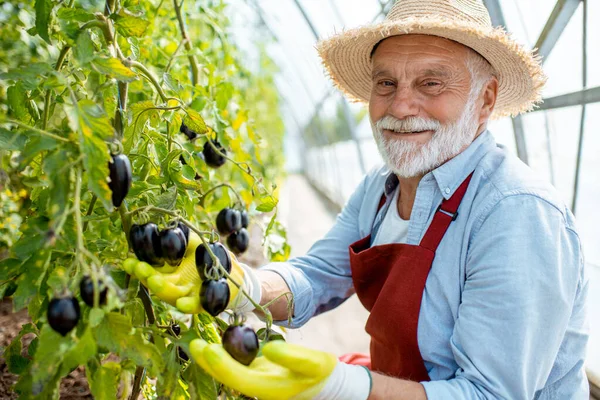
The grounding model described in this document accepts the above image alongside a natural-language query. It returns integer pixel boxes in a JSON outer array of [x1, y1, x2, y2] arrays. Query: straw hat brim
[[316, 17, 547, 119]]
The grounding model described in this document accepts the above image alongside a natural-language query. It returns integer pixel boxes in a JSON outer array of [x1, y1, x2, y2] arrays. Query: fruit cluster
[[217, 208, 250, 254], [196, 241, 232, 316], [129, 222, 190, 267], [180, 122, 227, 169]]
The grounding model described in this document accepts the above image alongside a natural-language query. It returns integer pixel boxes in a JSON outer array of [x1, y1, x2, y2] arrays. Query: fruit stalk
[[123, 59, 168, 102], [6, 119, 70, 143], [82, 194, 97, 232], [200, 183, 244, 207]]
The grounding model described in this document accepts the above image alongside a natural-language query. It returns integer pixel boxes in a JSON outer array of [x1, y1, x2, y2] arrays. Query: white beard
[[371, 95, 480, 178]]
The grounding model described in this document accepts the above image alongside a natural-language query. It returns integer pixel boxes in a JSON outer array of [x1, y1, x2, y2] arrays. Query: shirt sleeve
[[259, 171, 371, 328], [421, 194, 585, 399]]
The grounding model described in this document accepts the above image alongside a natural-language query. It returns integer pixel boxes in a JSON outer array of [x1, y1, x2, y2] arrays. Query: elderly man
[[128, 0, 589, 398]]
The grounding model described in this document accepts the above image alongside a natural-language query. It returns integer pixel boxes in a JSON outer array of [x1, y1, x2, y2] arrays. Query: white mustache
[[375, 115, 441, 133]]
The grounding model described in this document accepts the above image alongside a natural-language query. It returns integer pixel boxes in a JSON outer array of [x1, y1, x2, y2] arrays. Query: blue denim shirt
[[260, 130, 589, 399]]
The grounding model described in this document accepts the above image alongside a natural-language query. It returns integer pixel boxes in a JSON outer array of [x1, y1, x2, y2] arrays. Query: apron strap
[[420, 173, 473, 252]]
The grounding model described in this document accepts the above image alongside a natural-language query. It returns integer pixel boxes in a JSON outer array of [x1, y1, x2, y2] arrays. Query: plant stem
[[6, 119, 71, 143], [114, 82, 129, 140], [82, 194, 97, 232], [138, 285, 156, 324], [123, 59, 168, 102], [42, 46, 71, 130], [129, 367, 145, 400], [173, 0, 199, 86], [200, 183, 243, 207]]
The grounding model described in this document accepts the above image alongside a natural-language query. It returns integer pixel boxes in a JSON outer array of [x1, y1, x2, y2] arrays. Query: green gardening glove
[[121, 232, 245, 314], [189, 338, 339, 400]]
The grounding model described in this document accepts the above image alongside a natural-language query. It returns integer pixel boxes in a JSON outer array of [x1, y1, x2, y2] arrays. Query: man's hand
[[122, 231, 245, 314], [189, 339, 372, 400]]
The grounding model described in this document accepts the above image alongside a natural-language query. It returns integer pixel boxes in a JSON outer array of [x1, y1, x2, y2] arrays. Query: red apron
[[344, 174, 472, 381]]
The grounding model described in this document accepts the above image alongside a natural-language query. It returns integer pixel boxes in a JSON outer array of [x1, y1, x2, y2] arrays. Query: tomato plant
[[0, 0, 290, 397]]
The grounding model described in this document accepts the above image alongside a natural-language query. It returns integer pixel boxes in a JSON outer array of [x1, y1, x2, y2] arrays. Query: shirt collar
[[381, 130, 497, 199]]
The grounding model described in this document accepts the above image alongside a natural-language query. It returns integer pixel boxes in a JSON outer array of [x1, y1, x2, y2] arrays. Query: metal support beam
[[292, 0, 367, 174], [535, 86, 600, 111], [534, 0, 581, 63], [483, 0, 529, 164]]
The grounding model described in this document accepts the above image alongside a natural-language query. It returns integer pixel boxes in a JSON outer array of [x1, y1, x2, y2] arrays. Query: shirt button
[[445, 187, 450, 194]]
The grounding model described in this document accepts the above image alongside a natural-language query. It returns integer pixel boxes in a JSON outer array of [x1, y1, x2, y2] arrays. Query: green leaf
[[7, 82, 32, 122], [66, 100, 114, 211], [183, 109, 208, 136], [5, 324, 38, 374], [256, 196, 278, 212], [0, 63, 54, 90], [155, 186, 177, 210], [11, 216, 50, 260], [12, 250, 52, 311], [0, 127, 29, 151], [113, 15, 150, 37], [44, 150, 72, 225], [156, 346, 180, 398], [123, 101, 158, 153], [74, 30, 95, 65], [89, 362, 120, 400], [61, 328, 97, 374], [28, 324, 76, 396], [183, 363, 218, 400], [56, 8, 95, 22], [35, 0, 52, 44], [94, 312, 163, 375], [92, 57, 138, 82]]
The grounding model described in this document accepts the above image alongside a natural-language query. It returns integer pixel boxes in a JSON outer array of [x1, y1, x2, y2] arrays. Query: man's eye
[[423, 81, 441, 87], [378, 80, 394, 87]]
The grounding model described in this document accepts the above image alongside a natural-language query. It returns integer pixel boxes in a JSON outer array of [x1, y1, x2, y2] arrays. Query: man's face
[[369, 35, 481, 178]]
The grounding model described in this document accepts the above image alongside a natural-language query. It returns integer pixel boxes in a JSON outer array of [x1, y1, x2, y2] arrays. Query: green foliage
[[0, 0, 289, 398]]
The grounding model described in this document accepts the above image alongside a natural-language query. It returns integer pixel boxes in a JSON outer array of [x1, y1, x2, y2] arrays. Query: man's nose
[[387, 86, 419, 120]]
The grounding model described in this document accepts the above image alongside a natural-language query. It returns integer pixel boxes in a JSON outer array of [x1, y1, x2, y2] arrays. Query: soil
[[0, 224, 267, 399]]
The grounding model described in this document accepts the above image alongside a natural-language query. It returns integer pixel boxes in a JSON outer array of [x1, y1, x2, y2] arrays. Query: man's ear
[[479, 77, 498, 124]]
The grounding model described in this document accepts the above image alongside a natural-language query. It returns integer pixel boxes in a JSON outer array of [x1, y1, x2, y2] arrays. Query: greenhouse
[[0, 0, 598, 398]]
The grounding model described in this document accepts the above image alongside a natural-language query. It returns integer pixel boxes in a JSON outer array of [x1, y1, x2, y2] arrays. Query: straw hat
[[316, 0, 547, 118]]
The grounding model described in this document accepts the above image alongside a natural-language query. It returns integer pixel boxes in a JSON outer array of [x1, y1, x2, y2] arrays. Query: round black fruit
[[216, 208, 242, 235], [108, 154, 132, 208], [171, 323, 181, 336], [200, 278, 230, 316], [195, 242, 231, 279], [47, 297, 81, 336], [222, 324, 259, 366], [79, 276, 107, 307], [180, 122, 197, 140], [240, 210, 249, 229], [159, 227, 187, 266], [202, 140, 226, 168], [130, 223, 163, 266], [227, 228, 250, 255]]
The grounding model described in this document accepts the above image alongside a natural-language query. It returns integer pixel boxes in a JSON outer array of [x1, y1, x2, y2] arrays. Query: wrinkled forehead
[[370, 35, 471, 76]]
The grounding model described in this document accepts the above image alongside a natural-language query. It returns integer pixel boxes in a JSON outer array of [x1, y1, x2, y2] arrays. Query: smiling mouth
[[384, 129, 433, 135]]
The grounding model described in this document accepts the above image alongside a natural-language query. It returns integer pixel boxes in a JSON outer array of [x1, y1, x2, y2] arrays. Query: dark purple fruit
[[180, 122, 197, 140], [240, 210, 249, 229], [177, 222, 189, 243], [195, 242, 231, 279], [129, 223, 163, 266], [227, 228, 249, 255], [222, 324, 259, 366], [159, 227, 187, 266], [108, 154, 132, 208], [216, 208, 242, 235], [200, 278, 230, 316], [171, 323, 181, 336], [79, 276, 107, 307], [47, 296, 80, 336], [202, 140, 226, 168], [178, 346, 189, 362]]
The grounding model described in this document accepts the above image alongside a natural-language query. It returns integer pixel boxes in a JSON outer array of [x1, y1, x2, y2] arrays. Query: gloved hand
[[121, 231, 261, 314], [189, 339, 372, 400]]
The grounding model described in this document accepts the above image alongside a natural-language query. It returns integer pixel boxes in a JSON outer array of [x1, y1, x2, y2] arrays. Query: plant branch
[[173, 0, 199, 86], [5, 119, 71, 143], [122, 59, 168, 102], [200, 183, 243, 207], [82, 194, 97, 232], [42, 46, 71, 130], [114, 82, 128, 140]]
